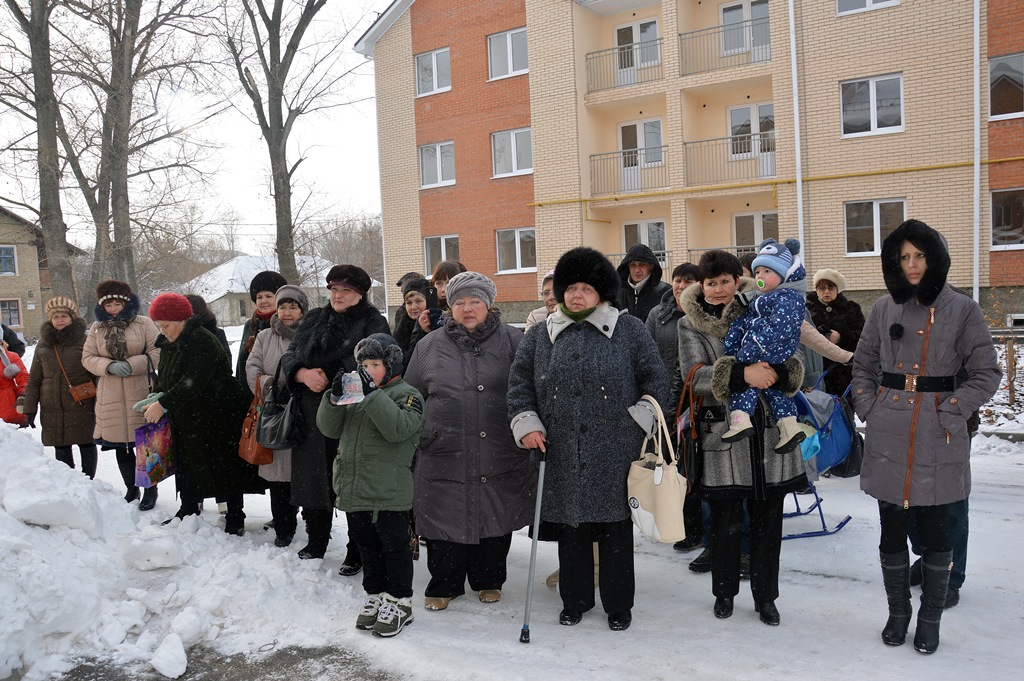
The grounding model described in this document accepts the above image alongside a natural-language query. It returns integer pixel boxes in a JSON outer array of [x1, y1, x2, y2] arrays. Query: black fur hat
[[881, 219, 950, 305], [326, 264, 371, 295], [552, 247, 619, 304], [249, 270, 287, 302]]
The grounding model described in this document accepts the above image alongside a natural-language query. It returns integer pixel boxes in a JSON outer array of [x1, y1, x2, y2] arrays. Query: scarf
[[101, 317, 131, 360], [270, 313, 297, 341], [243, 310, 274, 354], [559, 303, 596, 323], [444, 309, 502, 352]]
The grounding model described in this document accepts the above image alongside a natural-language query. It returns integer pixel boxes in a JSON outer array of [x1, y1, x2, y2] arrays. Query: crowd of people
[[0, 217, 1000, 648]]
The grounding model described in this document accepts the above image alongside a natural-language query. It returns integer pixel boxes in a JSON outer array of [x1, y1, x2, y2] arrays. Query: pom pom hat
[[751, 238, 802, 281]]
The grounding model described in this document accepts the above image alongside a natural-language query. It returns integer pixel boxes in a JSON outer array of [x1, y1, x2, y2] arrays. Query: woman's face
[[404, 292, 427, 320], [50, 312, 72, 330], [451, 297, 488, 331], [255, 290, 276, 314], [434, 278, 448, 302], [155, 320, 186, 342], [900, 241, 927, 286], [103, 300, 124, 316], [541, 280, 557, 313], [816, 281, 839, 304], [277, 301, 303, 327], [563, 283, 600, 312], [701, 274, 739, 306], [329, 284, 362, 313]]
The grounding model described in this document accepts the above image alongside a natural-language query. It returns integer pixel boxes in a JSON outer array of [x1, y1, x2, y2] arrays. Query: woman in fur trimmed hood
[[22, 297, 97, 476], [851, 219, 1000, 654]]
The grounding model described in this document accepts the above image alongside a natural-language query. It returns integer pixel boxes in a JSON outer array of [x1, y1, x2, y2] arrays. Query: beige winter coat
[[245, 316, 295, 482], [81, 316, 161, 444]]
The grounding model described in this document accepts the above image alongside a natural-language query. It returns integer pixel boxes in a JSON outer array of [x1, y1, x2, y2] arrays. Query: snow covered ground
[[2, 330, 1022, 680]]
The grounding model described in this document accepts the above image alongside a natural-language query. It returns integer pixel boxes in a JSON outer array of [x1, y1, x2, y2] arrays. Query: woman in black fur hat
[[236, 270, 288, 402]]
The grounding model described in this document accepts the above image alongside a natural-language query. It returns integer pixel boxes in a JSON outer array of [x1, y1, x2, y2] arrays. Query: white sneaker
[[721, 410, 754, 442], [217, 502, 228, 515], [775, 416, 807, 453], [373, 594, 414, 637], [356, 593, 384, 630]]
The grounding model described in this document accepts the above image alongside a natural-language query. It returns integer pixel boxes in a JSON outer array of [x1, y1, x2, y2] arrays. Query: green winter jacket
[[317, 378, 424, 518]]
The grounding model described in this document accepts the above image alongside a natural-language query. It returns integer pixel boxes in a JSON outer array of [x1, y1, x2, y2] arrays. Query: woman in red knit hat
[[141, 292, 262, 535]]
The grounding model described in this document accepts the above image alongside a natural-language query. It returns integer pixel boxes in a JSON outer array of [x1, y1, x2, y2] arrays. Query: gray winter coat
[[245, 315, 297, 483], [646, 286, 685, 373], [404, 312, 535, 544], [676, 282, 807, 499], [852, 284, 1000, 507], [507, 303, 669, 526]]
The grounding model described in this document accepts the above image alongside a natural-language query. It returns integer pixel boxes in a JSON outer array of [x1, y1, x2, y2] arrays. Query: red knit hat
[[149, 293, 194, 322]]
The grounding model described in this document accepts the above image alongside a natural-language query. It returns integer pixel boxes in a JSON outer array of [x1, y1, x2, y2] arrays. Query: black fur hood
[[93, 293, 142, 322], [881, 219, 950, 305], [38, 317, 88, 348]]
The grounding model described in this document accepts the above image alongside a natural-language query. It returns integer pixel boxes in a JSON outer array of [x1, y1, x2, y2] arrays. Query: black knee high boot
[[80, 445, 98, 480], [880, 550, 912, 646], [115, 447, 138, 502], [914, 550, 952, 654], [299, 508, 332, 559]]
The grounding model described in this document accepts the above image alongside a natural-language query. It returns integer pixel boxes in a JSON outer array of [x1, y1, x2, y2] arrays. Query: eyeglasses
[[541, 289, 554, 297]]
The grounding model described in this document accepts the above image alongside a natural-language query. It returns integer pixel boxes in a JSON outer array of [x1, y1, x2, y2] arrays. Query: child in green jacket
[[316, 333, 424, 638]]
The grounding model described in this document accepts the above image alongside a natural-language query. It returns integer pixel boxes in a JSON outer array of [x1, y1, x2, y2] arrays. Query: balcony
[[679, 18, 770, 76], [590, 146, 669, 196], [683, 134, 776, 186], [586, 39, 664, 93]]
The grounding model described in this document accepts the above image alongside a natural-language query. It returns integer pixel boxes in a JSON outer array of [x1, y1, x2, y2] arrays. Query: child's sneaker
[[721, 410, 754, 442], [355, 593, 384, 630], [373, 594, 414, 638], [775, 416, 807, 453]]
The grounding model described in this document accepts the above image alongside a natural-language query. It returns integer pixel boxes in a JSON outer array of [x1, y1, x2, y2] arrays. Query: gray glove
[[132, 392, 164, 412], [628, 399, 660, 437], [15, 395, 25, 414], [3, 363, 21, 378], [107, 361, 133, 377]]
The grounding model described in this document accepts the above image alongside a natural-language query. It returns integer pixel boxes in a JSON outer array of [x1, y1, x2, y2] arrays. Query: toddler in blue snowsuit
[[722, 238, 807, 453]]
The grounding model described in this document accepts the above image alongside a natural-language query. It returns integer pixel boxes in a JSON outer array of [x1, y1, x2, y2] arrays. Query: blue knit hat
[[751, 238, 801, 281]]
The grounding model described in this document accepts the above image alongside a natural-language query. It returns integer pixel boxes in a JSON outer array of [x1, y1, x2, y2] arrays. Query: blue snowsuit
[[724, 281, 805, 419]]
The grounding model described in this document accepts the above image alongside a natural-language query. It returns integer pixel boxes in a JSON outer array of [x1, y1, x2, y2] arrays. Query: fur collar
[[94, 293, 141, 322], [156, 315, 203, 348], [39, 318, 87, 347], [546, 301, 621, 343], [881, 219, 950, 305], [270, 313, 297, 340], [678, 277, 758, 339]]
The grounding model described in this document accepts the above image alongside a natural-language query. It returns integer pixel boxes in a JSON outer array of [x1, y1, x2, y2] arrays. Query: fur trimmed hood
[[94, 293, 142, 323], [881, 219, 950, 305], [677, 276, 758, 339], [38, 317, 88, 348]]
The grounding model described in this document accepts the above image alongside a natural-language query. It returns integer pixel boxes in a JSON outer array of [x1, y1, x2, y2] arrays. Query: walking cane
[[519, 448, 547, 643]]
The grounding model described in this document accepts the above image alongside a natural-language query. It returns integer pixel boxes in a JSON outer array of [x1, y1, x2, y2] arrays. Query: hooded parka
[[81, 295, 160, 444], [23, 318, 96, 446], [616, 244, 671, 322], [852, 220, 1000, 508]]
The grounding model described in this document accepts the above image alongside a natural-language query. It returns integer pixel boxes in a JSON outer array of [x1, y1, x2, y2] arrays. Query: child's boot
[[775, 416, 807, 453], [373, 594, 414, 638], [722, 410, 754, 442]]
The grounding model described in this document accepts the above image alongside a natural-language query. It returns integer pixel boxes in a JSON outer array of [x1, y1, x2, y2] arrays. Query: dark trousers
[[267, 481, 297, 538], [55, 444, 97, 479], [683, 493, 703, 541], [348, 510, 414, 599], [425, 533, 513, 597], [909, 498, 968, 589], [878, 500, 951, 555], [708, 496, 784, 602], [702, 498, 751, 553], [558, 518, 634, 614]]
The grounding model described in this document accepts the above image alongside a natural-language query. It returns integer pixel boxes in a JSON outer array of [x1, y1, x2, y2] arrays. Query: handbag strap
[[640, 394, 677, 468], [53, 343, 74, 389], [686, 363, 706, 440]]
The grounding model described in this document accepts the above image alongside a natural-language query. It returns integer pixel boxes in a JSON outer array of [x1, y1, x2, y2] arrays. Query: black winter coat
[[616, 243, 671, 322], [279, 299, 390, 509], [23, 319, 96, 446], [806, 292, 864, 395], [156, 317, 262, 498], [236, 314, 273, 403]]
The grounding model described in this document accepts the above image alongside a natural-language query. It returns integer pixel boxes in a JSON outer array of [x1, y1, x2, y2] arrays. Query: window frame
[[491, 127, 533, 178], [835, 0, 900, 17], [495, 227, 537, 274], [423, 234, 460, 273], [622, 219, 668, 265], [989, 53, 1024, 121], [0, 299, 21, 327], [840, 73, 905, 138], [0, 245, 17, 275], [727, 102, 775, 160], [415, 47, 451, 97], [419, 141, 456, 189], [991, 187, 1024, 251], [732, 211, 779, 251], [487, 27, 528, 81], [843, 198, 906, 256]]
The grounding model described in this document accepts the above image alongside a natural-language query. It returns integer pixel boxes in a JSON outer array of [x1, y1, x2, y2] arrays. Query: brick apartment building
[[358, 0, 1024, 324]]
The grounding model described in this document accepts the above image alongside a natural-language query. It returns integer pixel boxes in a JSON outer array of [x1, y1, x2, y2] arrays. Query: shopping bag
[[135, 417, 175, 488], [627, 395, 688, 543], [239, 376, 274, 465]]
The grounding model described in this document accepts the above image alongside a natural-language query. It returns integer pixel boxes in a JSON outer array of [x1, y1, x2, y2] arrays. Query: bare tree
[[224, 0, 367, 284]]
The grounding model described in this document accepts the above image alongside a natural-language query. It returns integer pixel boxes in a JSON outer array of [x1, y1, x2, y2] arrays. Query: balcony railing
[[590, 146, 670, 196], [585, 38, 664, 93], [679, 18, 770, 76], [607, 250, 672, 271], [683, 134, 776, 186]]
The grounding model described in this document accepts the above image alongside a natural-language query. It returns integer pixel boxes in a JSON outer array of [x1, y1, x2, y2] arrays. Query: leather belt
[[881, 372, 955, 392]]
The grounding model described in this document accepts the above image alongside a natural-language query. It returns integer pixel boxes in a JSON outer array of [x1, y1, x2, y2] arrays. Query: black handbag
[[256, 363, 306, 450], [675, 363, 707, 495]]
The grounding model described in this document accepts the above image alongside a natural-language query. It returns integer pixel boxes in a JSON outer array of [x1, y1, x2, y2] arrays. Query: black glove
[[426, 308, 443, 331], [358, 366, 377, 396], [25, 411, 36, 428], [331, 369, 348, 397]]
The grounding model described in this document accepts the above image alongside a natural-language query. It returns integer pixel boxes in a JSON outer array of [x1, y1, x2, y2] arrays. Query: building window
[[836, 0, 900, 16], [733, 212, 779, 253], [0, 300, 20, 326], [720, 1, 768, 61], [419, 141, 455, 188], [623, 220, 668, 269], [424, 235, 460, 273], [0, 246, 16, 275], [488, 28, 527, 80], [238, 298, 247, 320], [492, 128, 532, 177], [992, 188, 1024, 249], [844, 199, 905, 254], [496, 227, 536, 273], [990, 53, 1024, 119], [841, 74, 903, 137], [416, 48, 451, 96]]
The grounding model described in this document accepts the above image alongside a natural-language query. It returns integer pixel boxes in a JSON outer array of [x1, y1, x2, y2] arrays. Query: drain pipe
[[972, 0, 981, 302], [787, 0, 805, 259]]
